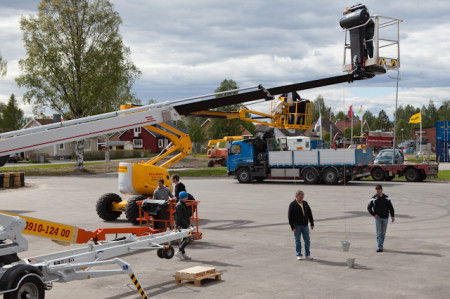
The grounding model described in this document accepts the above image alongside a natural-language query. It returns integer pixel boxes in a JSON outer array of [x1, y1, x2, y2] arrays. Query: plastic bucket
[[346, 258, 355, 268], [341, 240, 351, 252]]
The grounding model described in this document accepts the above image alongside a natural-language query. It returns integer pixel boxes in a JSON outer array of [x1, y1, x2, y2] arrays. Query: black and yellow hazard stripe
[[129, 273, 148, 299]]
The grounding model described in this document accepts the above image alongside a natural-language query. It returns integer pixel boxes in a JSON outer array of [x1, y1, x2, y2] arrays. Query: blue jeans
[[293, 225, 310, 257], [375, 217, 389, 250]]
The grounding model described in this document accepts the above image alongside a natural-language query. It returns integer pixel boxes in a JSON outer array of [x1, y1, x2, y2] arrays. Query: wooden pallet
[[175, 266, 221, 287]]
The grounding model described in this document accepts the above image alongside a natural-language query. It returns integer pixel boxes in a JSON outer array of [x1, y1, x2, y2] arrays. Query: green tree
[[312, 95, 328, 121], [421, 100, 438, 127], [335, 111, 346, 121], [1, 94, 25, 131], [0, 51, 6, 77], [362, 110, 376, 130], [16, 0, 141, 171], [207, 79, 250, 138], [437, 100, 449, 121], [375, 110, 391, 131]]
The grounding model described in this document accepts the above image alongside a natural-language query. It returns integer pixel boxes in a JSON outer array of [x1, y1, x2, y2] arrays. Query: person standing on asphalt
[[175, 191, 192, 260], [367, 184, 395, 252], [288, 190, 314, 260], [172, 174, 186, 200], [152, 178, 176, 201]]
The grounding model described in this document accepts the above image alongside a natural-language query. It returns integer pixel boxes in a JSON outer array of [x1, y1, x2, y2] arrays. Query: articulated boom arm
[[143, 123, 192, 169], [191, 96, 313, 130]]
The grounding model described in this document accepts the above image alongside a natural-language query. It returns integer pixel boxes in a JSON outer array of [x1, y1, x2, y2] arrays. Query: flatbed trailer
[[367, 162, 439, 182], [0, 212, 193, 298]]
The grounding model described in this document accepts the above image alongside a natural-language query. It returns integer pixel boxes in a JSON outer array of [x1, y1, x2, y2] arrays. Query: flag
[[314, 117, 321, 132], [358, 105, 362, 114], [348, 105, 353, 119], [328, 107, 331, 121], [409, 112, 421, 124]]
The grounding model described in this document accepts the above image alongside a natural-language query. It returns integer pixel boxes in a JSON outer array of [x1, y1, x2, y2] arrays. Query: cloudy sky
[[1, 0, 449, 119]]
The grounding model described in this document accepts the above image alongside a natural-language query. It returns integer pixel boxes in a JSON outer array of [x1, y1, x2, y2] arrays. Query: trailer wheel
[[385, 175, 395, 181], [157, 248, 164, 258], [405, 168, 420, 182], [0, 265, 44, 299], [371, 168, 385, 181], [237, 168, 251, 183], [163, 245, 175, 259], [125, 195, 148, 224], [322, 168, 339, 185], [418, 171, 427, 182], [4, 275, 45, 299], [96, 193, 122, 221], [208, 160, 214, 167], [303, 168, 320, 184]]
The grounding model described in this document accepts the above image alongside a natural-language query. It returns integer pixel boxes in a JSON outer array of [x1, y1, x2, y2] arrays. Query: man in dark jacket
[[367, 184, 395, 252], [172, 174, 186, 200], [175, 191, 192, 260], [288, 190, 314, 260]]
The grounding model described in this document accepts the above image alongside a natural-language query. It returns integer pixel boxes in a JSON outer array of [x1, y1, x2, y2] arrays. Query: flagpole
[[351, 106, 353, 146], [420, 109, 422, 155]]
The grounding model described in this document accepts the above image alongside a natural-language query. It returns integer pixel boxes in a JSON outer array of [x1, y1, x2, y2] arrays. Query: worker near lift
[[288, 190, 315, 260], [153, 178, 176, 201], [172, 174, 186, 200], [343, 5, 374, 59], [367, 184, 395, 252], [175, 191, 192, 260]]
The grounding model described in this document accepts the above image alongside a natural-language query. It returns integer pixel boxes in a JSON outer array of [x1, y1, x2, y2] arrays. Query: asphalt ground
[[1, 175, 449, 299]]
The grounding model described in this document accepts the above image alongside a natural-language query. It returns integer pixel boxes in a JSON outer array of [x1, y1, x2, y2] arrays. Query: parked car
[[7, 154, 20, 163], [374, 149, 404, 164]]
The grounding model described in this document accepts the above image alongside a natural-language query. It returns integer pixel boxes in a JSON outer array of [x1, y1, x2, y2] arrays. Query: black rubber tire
[[322, 168, 339, 185], [208, 160, 214, 167], [385, 175, 395, 181], [371, 168, 385, 181], [418, 171, 427, 182], [255, 177, 265, 182], [96, 193, 122, 221], [157, 248, 164, 259], [405, 168, 420, 182], [125, 195, 148, 224], [303, 168, 320, 184], [4, 275, 45, 299], [163, 245, 175, 259], [237, 168, 251, 183], [0, 156, 8, 167]]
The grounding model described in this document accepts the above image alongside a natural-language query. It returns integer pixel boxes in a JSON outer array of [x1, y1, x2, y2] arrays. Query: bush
[[81, 150, 152, 161]]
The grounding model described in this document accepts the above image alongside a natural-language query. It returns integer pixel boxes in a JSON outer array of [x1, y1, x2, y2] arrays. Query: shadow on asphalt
[[311, 258, 373, 270], [382, 249, 443, 257]]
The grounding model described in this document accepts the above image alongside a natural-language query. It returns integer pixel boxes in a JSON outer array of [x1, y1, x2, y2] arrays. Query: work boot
[[175, 251, 184, 260]]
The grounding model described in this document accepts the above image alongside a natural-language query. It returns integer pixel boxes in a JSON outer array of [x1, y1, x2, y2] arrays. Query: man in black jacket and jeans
[[367, 184, 395, 252], [288, 190, 314, 260], [175, 191, 192, 260]]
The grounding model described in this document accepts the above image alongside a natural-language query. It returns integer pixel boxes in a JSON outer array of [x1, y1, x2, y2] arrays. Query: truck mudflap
[[427, 163, 439, 177]]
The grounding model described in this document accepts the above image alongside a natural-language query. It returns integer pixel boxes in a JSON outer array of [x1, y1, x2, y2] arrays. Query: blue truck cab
[[227, 139, 255, 174]]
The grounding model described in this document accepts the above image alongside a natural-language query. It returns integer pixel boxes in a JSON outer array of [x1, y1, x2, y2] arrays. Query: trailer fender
[[0, 265, 45, 294]]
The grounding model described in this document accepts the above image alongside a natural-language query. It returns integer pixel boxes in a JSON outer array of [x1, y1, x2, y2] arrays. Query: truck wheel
[[96, 193, 122, 221], [125, 195, 148, 224], [208, 160, 214, 167], [303, 168, 320, 184], [418, 171, 427, 181], [371, 168, 385, 181], [237, 168, 251, 183], [405, 168, 420, 182], [322, 168, 339, 185]]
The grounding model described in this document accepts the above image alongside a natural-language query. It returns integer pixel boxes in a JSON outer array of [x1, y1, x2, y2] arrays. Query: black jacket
[[288, 200, 314, 230], [174, 182, 186, 199], [367, 193, 395, 218], [175, 200, 190, 229]]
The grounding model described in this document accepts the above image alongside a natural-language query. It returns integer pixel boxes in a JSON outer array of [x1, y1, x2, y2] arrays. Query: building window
[[59, 144, 64, 150], [158, 139, 163, 148], [134, 139, 143, 148], [134, 127, 141, 137]]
